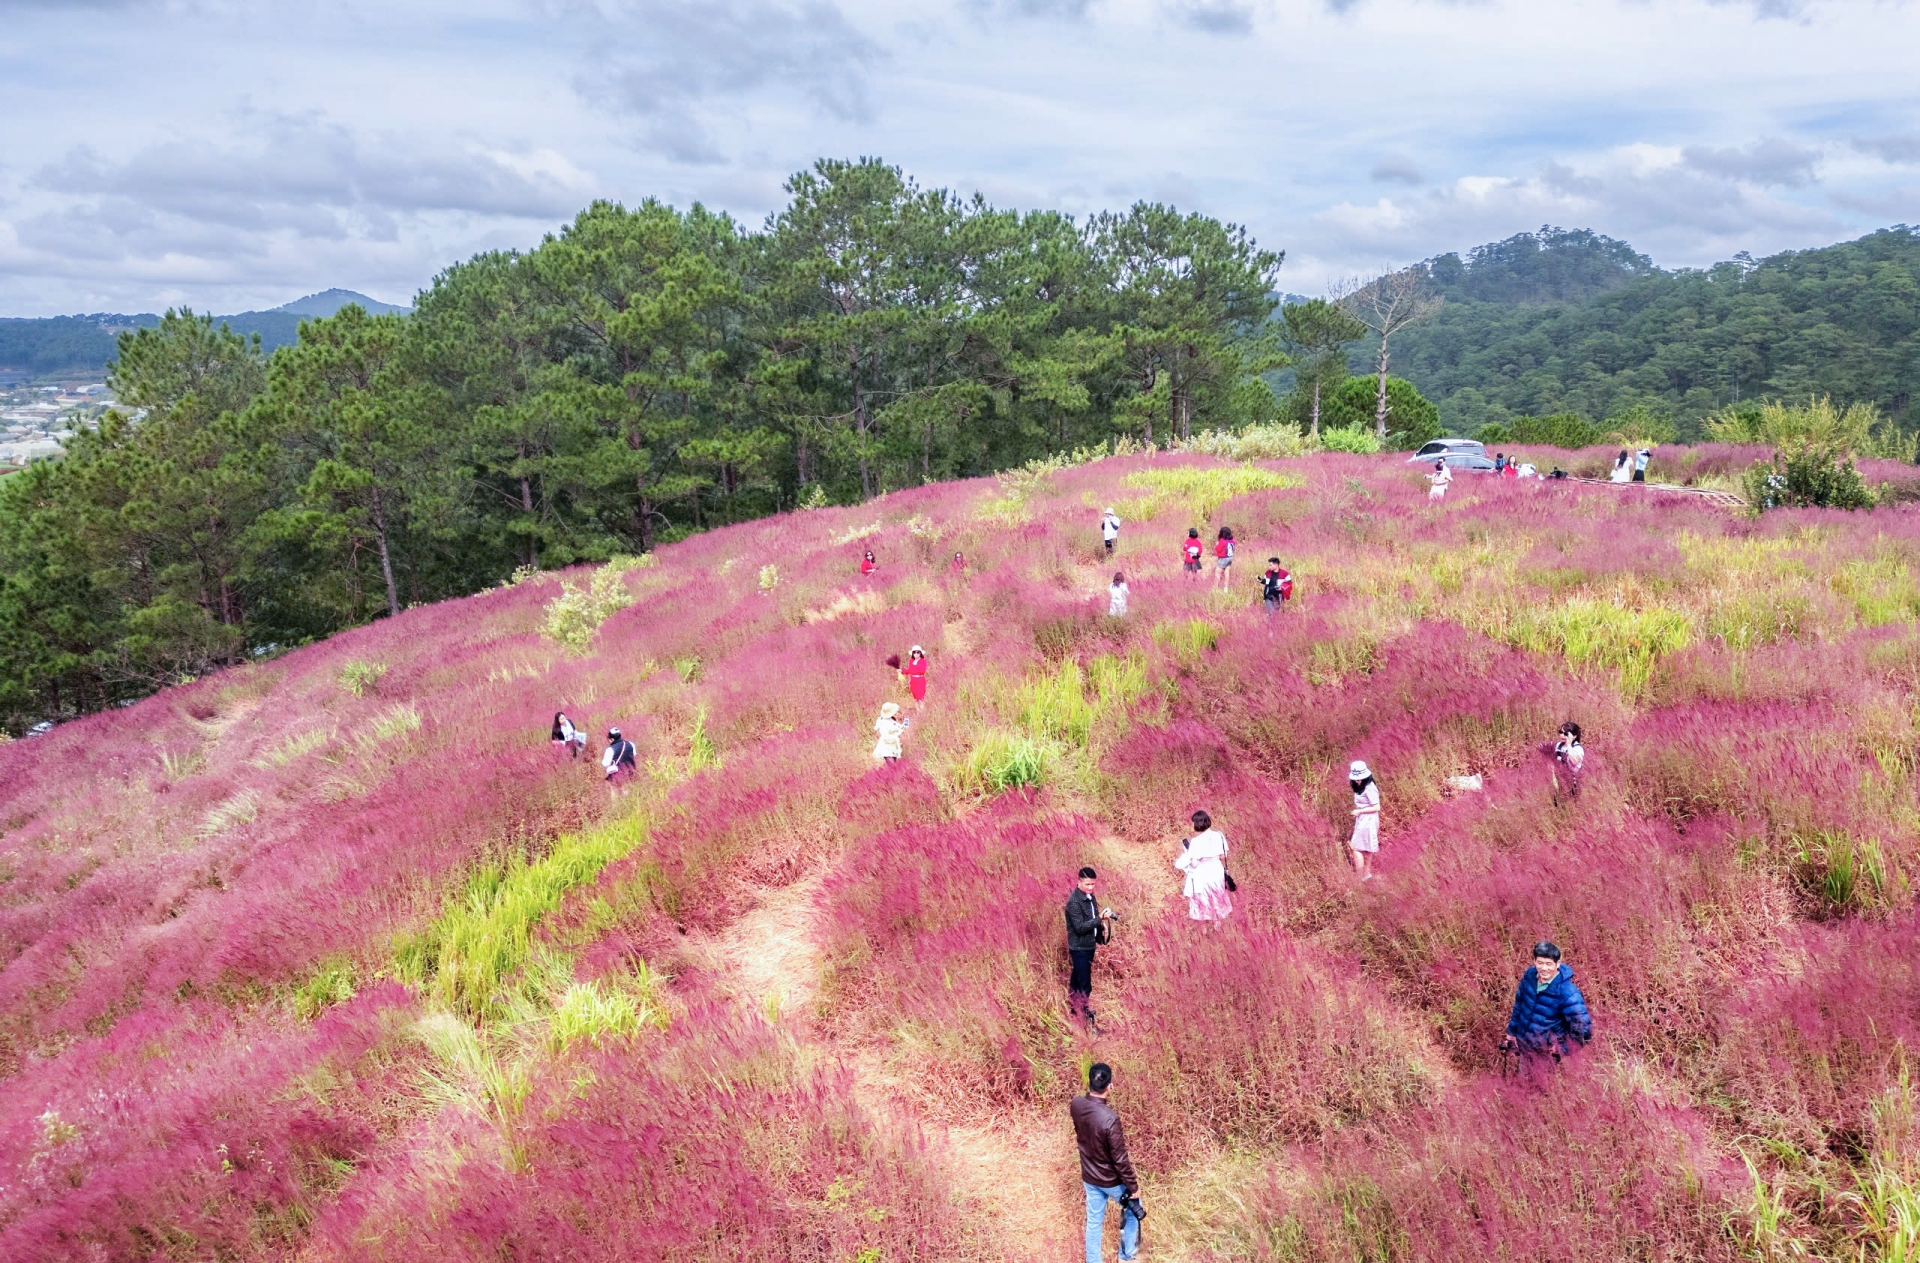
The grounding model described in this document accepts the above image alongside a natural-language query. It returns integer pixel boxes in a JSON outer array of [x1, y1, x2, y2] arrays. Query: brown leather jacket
[[1070, 1094, 1138, 1194]]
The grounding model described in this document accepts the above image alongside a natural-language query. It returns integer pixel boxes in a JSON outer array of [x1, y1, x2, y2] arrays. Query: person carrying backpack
[[601, 726, 637, 789], [1260, 558, 1292, 619], [1212, 527, 1235, 592], [1101, 507, 1121, 556], [1181, 529, 1203, 579]]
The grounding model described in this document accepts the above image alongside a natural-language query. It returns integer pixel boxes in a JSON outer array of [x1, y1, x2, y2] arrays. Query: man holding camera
[[1073, 1062, 1142, 1262], [1064, 866, 1115, 1028]]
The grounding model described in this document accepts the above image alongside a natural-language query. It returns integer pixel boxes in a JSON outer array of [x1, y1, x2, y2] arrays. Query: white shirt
[[1101, 513, 1120, 541], [1108, 582, 1129, 616], [1175, 829, 1229, 895]]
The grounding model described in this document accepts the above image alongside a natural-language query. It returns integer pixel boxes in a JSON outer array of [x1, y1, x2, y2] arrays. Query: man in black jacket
[[1064, 866, 1110, 1026], [1072, 1062, 1140, 1262]]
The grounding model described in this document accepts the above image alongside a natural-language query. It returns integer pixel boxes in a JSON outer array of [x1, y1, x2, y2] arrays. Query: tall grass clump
[[1502, 597, 1692, 697], [395, 815, 649, 1018], [1152, 618, 1222, 670], [338, 660, 388, 696]]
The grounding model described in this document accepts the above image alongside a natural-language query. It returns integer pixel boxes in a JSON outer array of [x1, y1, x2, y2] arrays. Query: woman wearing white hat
[[872, 702, 909, 764], [1347, 759, 1381, 881], [901, 645, 929, 707], [1101, 506, 1121, 555]]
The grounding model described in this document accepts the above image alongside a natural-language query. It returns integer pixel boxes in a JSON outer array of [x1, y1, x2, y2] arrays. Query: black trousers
[[1069, 948, 1095, 999]]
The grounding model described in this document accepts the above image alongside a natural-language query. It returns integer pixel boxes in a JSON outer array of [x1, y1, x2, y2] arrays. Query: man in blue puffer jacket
[[1501, 940, 1592, 1060]]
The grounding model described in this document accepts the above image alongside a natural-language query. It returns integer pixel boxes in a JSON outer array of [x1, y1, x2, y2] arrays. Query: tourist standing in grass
[[1101, 506, 1121, 556], [902, 646, 928, 706], [950, 550, 967, 575], [1427, 460, 1451, 501], [1174, 809, 1232, 925], [1260, 558, 1292, 619], [601, 726, 637, 790], [872, 702, 908, 764], [1212, 526, 1236, 591], [551, 711, 586, 759], [1610, 451, 1632, 483], [1501, 940, 1592, 1063], [1551, 721, 1585, 802], [1073, 1062, 1142, 1263], [1064, 866, 1114, 1028], [1108, 572, 1129, 617], [1634, 447, 1652, 482], [1182, 528, 1204, 579], [860, 548, 877, 576], [1348, 759, 1381, 881]]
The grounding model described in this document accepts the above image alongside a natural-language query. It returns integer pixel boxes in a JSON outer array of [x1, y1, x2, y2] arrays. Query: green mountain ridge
[[1380, 224, 1920, 438], [0, 290, 410, 379]]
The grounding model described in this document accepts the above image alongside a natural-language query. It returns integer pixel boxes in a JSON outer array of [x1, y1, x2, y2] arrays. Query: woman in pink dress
[[902, 645, 929, 705]]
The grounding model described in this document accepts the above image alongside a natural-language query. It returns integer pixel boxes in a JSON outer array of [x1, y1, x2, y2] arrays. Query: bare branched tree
[[1336, 271, 1442, 441]]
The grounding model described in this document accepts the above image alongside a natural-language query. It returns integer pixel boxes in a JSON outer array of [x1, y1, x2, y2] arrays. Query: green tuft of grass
[[338, 660, 388, 697], [958, 731, 1049, 794], [393, 814, 649, 1019], [1124, 463, 1303, 522], [1152, 618, 1222, 670]]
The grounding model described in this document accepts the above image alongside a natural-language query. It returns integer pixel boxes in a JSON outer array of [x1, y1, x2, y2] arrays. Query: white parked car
[[1405, 438, 1486, 464]]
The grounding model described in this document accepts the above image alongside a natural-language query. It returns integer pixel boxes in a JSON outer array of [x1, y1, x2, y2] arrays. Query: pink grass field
[[4, 450, 1920, 1260]]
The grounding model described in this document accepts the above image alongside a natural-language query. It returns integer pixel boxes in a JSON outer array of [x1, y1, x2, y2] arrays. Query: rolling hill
[[3, 449, 1919, 1259], [0, 291, 410, 379]]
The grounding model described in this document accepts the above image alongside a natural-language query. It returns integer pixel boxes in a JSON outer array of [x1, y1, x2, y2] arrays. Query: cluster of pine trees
[[0, 159, 1311, 731]]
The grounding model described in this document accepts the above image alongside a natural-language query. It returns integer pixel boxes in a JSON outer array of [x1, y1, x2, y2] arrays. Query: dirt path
[[698, 859, 1083, 1261]]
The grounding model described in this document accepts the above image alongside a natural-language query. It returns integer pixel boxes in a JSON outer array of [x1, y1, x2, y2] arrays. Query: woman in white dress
[[1108, 572, 1129, 618], [1609, 450, 1632, 483], [872, 702, 908, 764], [1348, 759, 1381, 882], [1427, 460, 1452, 501], [1174, 809, 1232, 923]]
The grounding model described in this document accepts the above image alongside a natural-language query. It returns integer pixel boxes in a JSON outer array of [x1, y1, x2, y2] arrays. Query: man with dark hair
[[1072, 1062, 1141, 1262], [1502, 940, 1592, 1063], [1064, 867, 1112, 1027]]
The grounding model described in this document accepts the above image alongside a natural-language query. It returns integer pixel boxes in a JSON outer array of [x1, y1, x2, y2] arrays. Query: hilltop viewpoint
[[6, 448, 1920, 1261]]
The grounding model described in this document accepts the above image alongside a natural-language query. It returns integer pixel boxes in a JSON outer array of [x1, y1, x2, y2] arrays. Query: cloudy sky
[[0, 0, 1915, 316]]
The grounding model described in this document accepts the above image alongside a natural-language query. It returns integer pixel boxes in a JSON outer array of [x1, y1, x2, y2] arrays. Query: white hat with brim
[[1349, 760, 1371, 779], [880, 703, 900, 717]]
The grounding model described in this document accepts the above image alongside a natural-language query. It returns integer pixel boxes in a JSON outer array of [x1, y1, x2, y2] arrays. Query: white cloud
[[1, 0, 1918, 313]]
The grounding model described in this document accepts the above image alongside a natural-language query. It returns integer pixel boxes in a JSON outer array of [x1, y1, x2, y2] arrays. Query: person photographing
[[1072, 1062, 1142, 1263], [1064, 867, 1117, 1029]]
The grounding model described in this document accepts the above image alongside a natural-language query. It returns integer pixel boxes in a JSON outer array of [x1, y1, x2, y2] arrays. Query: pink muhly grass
[[1250, 1066, 1743, 1263], [312, 1010, 967, 1263]]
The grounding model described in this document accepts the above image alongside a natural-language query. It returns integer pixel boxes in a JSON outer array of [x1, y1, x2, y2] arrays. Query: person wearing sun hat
[[901, 645, 929, 706], [872, 702, 909, 764], [1347, 759, 1381, 881], [1100, 506, 1121, 555]]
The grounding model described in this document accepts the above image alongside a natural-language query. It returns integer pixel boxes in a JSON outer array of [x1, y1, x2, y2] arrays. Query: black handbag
[[1223, 871, 1237, 893]]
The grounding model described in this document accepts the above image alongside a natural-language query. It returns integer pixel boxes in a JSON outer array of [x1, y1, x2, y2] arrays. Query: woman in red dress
[[860, 549, 877, 577], [903, 645, 929, 705]]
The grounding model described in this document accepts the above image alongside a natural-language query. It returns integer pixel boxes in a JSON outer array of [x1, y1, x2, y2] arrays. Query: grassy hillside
[[4, 449, 1920, 1259]]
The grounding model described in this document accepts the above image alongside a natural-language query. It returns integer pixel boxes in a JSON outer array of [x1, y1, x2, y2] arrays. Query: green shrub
[[1473, 422, 1513, 446], [1743, 441, 1875, 512], [541, 561, 638, 652], [1509, 412, 1600, 449], [1123, 464, 1302, 521], [1319, 376, 1441, 450], [1317, 425, 1382, 455]]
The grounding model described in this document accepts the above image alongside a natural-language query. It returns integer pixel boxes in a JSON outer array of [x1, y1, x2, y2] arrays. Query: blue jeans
[[1084, 1182, 1140, 1262]]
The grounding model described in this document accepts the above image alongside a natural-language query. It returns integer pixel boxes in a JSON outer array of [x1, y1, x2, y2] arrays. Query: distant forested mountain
[[1380, 225, 1920, 439], [0, 290, 409, 378]]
